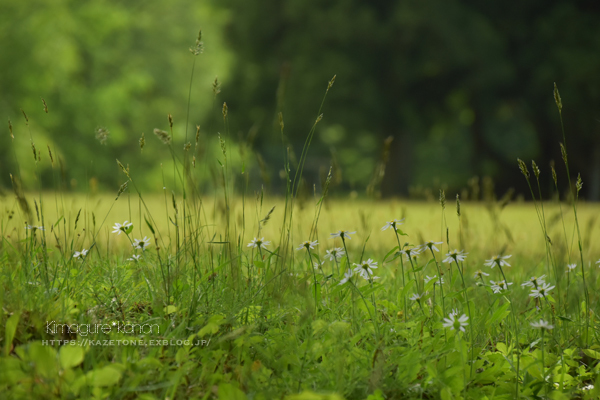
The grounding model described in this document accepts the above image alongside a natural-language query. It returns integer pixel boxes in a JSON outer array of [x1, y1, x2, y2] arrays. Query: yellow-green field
[[3, 192, 600, 262]]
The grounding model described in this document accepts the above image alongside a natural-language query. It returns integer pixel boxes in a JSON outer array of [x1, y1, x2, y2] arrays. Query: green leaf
[[164, 305, 178, 315], [199, 315, 225, 337], [382, 246, 399, 264], [144, 216, 155, 235], [85, 365, 122, 387], [395, 229, 409, 236], [218, 383, 247, 400], [60, 345, 85, 369], [4, 312, 20, 356], [487, 302, 510, 326], [583, 349, 600, 360]]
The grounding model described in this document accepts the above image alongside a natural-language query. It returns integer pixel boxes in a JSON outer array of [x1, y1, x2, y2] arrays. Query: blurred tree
[[217, 0, 600, 199], [0, 0, 232, 192]]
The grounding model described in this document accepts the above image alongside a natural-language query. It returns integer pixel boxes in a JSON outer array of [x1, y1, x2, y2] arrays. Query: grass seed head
[[115, 181, 128, 200], [456, 194, 461, 217], [218, 133, 226, 160], [95, 127, 109, 145], [8, 119, 13, 140], [212, 77, 221, 97], [576, 174, 583, 193], [153, 128, 171, 144], [222, 102, 228, 119], [21, 108, 29, 125], [560, 143, 567, 165], [139, 132, 145, 151], [439, 189, 446, 209], [31, 141, 37, 162], [195, 125, 200, 146], [517, 158, 530, 179], [551, 162, 557, 186], [116, 159, 131, 178], [531, 160, 540, 179], [41, 98, 48, 113], [553, 82, 562, 112], [327, 74, 336, 92], [189, 29, 204, 55], [47, 145, 54, 165], [168, 114, 173, 129]]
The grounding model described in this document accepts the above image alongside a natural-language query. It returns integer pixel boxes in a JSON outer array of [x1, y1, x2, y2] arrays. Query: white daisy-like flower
[[409, 293, 423, 301], [424, 275, 436, 284], [529, 282, 555, 299], [380, 218, 405, 231], [521, 275, 546, 288], [442, 249, 468, 263], [401, 247, 421, 261], [421, 241, 443, 252], [25, 225, 45, 231], [442, 313, 469, 333], [450, 308, 459, 316], [490, 280, 513, 293], [247, 237, 271, 249], [566, 263, 577, 272], [474, 269, 490, 279], [313, 261, 325, 270], [132, 236, 151, 251], [484, 255, 512, 268], [582, 384, 595, 390], [353, 258, 378, 280], [296, 240, 318, 251], [73, 249, 88, 259], [128, 254, 142, 262], [325, 247, 345, 261], [596, 259, 600, 267], [330, 230, 356, 240], [338, 268, 353, 285], [530, 319, 554, 331], [112, 220, 133, 235]]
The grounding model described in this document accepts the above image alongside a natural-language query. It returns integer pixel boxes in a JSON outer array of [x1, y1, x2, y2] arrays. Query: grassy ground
[[1, 190, 599, 399]]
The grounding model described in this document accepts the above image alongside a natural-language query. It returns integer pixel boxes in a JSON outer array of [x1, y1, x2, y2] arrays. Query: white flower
[[338, 269, 353, 285], [132, 236, 150, 251], [442, 313, 469, 333], [296, 240, 318, 251], [484, 255, 512, 268], [325, 247, 345, 261], [566, 263, 577, 272], [421, 241, 443, 252], [401, 247, 421, 261], [582, 384, 595, 390], [247, 237, 270, 249], [521, 275, 546, 288], [313, 261, 325, 270], [353, 258, 378, 279], [128, 254, 142, 261], [409, 293, 423, 301], [330, 230, 356, 240], [490, 280, 513, 293], [25, 225, 45, 231], [380, 218, 404, 231], [474, 269, 490, 279], [596, 259, 600, 267], [424, 275, 436, 284], [529, 283, 555, 299], [530, 319, 554, 330], [442, 249, 468, 263], [450, 308, 459, 316], [73, 249, 88, 259], [112, 220, 133, 235]]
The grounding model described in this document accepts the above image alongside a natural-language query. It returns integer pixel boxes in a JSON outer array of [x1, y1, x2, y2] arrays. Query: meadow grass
[[1, 56, 599, 399]]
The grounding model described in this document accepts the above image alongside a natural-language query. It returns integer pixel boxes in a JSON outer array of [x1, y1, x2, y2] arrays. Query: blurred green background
[[2, 0, 600, 199]]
